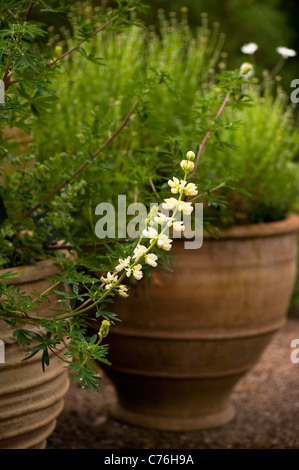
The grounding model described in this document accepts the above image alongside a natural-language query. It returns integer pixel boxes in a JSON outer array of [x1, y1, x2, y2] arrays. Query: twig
[[7, 15, 118, 89], [49, 16, 117, 68], [2, 60, 12, 90], [8, 9, 19, 19], [190, 91, 230, 180], [25, 1, 34, 21], [189, 182, 226, 202], [149, 176, 159, 201], [21, 100, 139, 221]]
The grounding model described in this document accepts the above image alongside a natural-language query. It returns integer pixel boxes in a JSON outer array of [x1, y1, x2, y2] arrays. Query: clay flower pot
[[102, 214, 299, 431], [0, 260, 69, 449]]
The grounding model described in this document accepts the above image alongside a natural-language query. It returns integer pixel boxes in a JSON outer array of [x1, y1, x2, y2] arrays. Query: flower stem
[[190, 91, 230, 180]]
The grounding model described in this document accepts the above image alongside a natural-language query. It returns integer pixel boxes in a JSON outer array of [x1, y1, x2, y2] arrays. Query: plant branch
[[25, 1, 34, 21], [189, 182, 226, 202], [21, 99, 139, 221], [7, 15, 118, 89], [190, 91, 230, 180], [2, 60, 13, 91], [49, 16, 118, 68]]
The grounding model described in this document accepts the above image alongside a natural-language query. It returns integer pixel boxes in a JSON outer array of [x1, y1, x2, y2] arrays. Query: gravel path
[[47, 316, 299, 449]]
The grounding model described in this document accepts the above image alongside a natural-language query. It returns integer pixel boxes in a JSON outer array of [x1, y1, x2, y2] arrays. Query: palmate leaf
[[12, 50, 43, 71]]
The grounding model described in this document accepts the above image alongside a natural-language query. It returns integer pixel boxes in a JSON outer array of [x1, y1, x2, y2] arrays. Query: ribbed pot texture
[[101, 215, 299, 431], [0, 260, 69, 449]]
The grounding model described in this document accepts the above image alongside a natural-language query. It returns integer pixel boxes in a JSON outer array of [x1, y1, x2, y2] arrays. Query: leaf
[[42, 348, 50, 371]]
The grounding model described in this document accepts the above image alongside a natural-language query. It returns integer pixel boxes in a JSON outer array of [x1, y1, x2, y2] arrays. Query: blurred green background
[[34, 1, 299, 90], [137, 0, 299, 89]]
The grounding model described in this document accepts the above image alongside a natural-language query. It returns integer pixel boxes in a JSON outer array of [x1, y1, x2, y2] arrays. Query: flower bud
[[186, 150, 195, 161], [180, 160, 194, 173], [98, 320, 110, 340], [240, 62, 253, 77]]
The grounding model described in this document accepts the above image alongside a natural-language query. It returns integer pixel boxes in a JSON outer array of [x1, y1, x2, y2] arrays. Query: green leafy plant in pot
[[87, 31, 299, 430], [0, 0, 177, 449]]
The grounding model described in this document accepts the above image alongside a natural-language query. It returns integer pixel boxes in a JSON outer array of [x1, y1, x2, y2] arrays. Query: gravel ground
[[47, 316, 299, 450]]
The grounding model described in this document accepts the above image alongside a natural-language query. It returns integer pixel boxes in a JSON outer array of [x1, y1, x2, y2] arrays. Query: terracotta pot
[[0, 260, 69, 449], [101, 214, 299, 431]]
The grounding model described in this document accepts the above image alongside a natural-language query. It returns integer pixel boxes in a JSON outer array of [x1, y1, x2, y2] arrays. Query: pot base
[[110, 402, 236, 431]]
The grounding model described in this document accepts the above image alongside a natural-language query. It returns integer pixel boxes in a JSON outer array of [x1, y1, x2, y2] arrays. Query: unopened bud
[[180, 160, 194, 173], [186, 150, 195, 161], [98, 320, 110, 341], [240, 62, 254, 78]]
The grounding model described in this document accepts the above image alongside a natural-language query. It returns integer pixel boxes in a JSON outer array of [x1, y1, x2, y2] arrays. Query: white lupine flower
[[276, 46, 297, 59], [142, 226, 158, 240], [155, 212, 174, 227], [166, 217, 174, 227], [157, 233, 172, 251], [168, 176, 180, 194], [241, 42, 258, 55], [180, 160, 194, 173], [177, 200, 193, 215], [100, 272, 118, 290], [168, 177, 187, 194], [162, 197, 178, 210], [101, 272, 118, 284], [184, 182, 198, 197], [118, 285, 129, 298], [125, 268, 132, 277], [155, 212, 167, 224], [132, 264, 143, 280], [115, 256, 131, 272], [173, 221, 185, 232], [133, 244, 147, 260], [145, 253, 158, 267]]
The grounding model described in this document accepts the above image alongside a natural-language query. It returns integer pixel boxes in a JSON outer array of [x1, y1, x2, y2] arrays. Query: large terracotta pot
[[0, 260, 69, 449], [102, 214, 299, 431]]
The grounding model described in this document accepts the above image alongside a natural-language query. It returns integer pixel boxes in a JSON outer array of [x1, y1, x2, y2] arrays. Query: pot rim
[[0, 259, 59, 286], [200, 213, 299, 241]]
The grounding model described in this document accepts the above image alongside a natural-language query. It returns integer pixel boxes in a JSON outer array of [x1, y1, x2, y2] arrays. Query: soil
[[47, 316, 299, 449]]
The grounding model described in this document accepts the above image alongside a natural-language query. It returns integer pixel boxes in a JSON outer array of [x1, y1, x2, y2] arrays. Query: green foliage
[[0, 0, 158, 393], [30, 7, 299, 231], [0, 1, 298, 393]]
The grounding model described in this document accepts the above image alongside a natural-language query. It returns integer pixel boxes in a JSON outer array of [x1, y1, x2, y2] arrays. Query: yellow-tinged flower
[[177, 200, 193, 215], [132, 264, 143, 280], [118, 284, 129, 298], [115, 256, 131, 272], [100, 272, 118, 290], [168, 176, 180, 194], [157, 233, 172, 251], [162, 197, 178, 210], [155, 212, 174, 227], [184, 182, 198, 197], [145, 253, 158, 267], [142, 226, 158, 241], [168, 177, 187, 194], [133, 244, 147, 260], [173, 220, 185, 232]]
